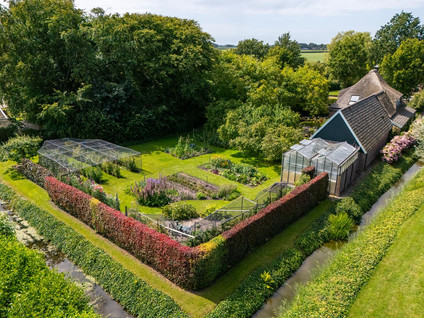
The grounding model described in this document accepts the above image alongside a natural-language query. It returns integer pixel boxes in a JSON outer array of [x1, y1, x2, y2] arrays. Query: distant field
[[301, 50, 328, 63]]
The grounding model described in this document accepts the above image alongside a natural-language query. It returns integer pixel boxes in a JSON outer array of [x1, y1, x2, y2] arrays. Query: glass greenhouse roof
[[37, 138, 140, 172]]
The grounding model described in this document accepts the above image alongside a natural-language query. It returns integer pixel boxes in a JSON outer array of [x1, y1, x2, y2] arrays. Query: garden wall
[[44, 173, 328, 289]]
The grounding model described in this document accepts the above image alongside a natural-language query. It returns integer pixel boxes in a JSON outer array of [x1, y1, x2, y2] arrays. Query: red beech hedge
[[44, 173, 328, 289], [222, 172, 328, 266]]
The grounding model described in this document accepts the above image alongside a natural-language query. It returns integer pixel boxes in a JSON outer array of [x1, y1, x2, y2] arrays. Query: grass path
[[348, 204, 424, 317], [0, 160, 330, 317]]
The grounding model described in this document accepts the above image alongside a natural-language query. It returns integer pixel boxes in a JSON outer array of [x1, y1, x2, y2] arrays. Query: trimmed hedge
[[208, 151, 417, 317], [0, 235, 98, 317], [281, 169, 424, 317], [222, 173, 328, 266], [43, 173, 328, 289], [0, 183, 188, 318], [15, 158, 52, 188]]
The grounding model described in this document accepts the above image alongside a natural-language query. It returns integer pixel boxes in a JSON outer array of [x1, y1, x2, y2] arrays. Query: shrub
[[0, 183, 187, 317], [222, 173, 328, 267], [81, 166, 103, 184], [294, 173, 311, 187], [302, 165, 316, 179], [381, 132, 416, 163], [15, 158, 52, 188], [332, 197, 362, 222], [217, 184, 238, 199], [0, 135, 42, 163], [409, 89, 424, 111], [0, 214, 15, 237], [130, 178, 171, 207], [0, 123, 18, 142], [165, 136, 212, 159], [196, 192, 207, 200], [119, 156, 140, 172], [326, 212, 354, 241], [163, 202, 199, 220], [101, 161, 122, 178], [0, 235, 97, 317]]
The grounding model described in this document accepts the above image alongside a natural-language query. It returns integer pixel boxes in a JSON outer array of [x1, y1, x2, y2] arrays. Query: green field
[[348, 203, 424, 317], [301, 50, 328, 63]]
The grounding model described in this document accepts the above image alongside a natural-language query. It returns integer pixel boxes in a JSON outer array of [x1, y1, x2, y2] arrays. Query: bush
[[217, 184, 238, 199], [0, 235, 97, 317], [0, 214, 14, 237], [81, 166, 104, 184], [294, 173, 311, 187], [381, 132, 416, 163], [0, 135, 42, 163], [409, 89, 424, 111], [333, 197, 362, 222], [101, 161, 122, 178], [222, 173, 328, 267], [326, 212, 354, 241], [196, 192, 207, 200], [165, 136, 212, 159], [163, 202, 199, 220], [119, 156, 140, 172], [0, 123, 18, 142], [0, 183, 187, 317], [15, 158, 52, 188], [130, 178, 172, 207]]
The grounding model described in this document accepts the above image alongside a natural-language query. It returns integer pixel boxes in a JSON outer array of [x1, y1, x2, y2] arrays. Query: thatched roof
[[331, 69, 403, 117]]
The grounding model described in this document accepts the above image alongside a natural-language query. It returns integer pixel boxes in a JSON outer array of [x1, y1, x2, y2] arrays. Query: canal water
[[253, 162, 423, 318], [0, 203, 135, 318]]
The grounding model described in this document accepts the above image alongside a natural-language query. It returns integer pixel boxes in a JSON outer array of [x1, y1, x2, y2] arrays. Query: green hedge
[[208, 152, 417, 318], [281, 168, 424, 317], [0, 183, 187, 318], [0, 235, 97, 317]]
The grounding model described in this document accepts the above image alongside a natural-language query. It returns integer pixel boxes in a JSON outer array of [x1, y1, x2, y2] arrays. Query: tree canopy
[[234, 38, 270, 60], [370, 11, 424, 64], [267, 33, 305, 69], [380, 38, 424, 96], [327, 31, 371, 88]]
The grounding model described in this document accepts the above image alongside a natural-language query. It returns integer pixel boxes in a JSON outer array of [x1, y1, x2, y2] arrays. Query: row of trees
[[328, 12, 424, 94], [0, 1, 422, 161]]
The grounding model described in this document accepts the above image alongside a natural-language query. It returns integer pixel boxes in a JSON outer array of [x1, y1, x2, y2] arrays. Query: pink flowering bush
[[130, 177, 172, 207], [381, 132, 416, 163]]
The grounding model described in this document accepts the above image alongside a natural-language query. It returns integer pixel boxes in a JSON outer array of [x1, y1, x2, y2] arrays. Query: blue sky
[[74, 0, 424, 45]]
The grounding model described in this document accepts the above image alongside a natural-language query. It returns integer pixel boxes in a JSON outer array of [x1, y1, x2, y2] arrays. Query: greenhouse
[[281, 138, 359, 195], [37, 138, 140, 174]]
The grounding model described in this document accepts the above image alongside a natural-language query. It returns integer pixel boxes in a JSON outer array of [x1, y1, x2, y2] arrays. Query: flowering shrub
[[129, 178, 172, 207], [163, 202, 199, 220], [203, 156, 267, 186], [381, 132, 416, 163]]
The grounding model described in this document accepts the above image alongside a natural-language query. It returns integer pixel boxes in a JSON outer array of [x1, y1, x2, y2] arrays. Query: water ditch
[[253, 162, 423, 318], [0, 202, 135, 318]]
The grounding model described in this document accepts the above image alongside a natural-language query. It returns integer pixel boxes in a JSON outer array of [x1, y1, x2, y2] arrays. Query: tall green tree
[[234, 38, 270, 60], [380, 38, 424, 96], [370, 12, 424, 64], [266, 33, 305, 69], [327, 31, 371, 88]]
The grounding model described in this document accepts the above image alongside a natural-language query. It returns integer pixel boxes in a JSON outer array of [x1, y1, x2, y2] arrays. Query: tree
[[218, 103, 303, 161], [266, 33, 305, 69], [380, 38, 424, 96], [234, 38, 270, 60], [327, 31, 371, 88], [370, 12, 424, 64]]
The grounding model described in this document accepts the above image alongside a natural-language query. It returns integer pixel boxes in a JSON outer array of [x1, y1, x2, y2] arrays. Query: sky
[[74, 0, 424, 45]]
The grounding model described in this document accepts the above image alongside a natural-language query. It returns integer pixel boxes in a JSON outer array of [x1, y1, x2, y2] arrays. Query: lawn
[[98, 135, 282, 215], [301, 51, 328, 63], [348, 203, 424, 317], [0, 136, 330, 317]]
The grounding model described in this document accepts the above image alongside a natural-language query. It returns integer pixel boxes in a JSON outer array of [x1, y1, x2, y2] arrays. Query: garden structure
[[37, 138, 140, 175], [281, 138, 359, 195]]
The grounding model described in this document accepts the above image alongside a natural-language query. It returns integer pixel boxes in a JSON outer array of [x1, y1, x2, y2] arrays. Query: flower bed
[[164, 136, 213, 159], [381, 132, 416, 163], [201, 155, 267, 186]]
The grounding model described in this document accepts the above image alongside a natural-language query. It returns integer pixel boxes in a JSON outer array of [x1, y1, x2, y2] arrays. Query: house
[[330, 67, 416, 130]]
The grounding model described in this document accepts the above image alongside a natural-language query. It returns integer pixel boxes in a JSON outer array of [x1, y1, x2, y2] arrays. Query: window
[[349, 95, 360, 105]]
